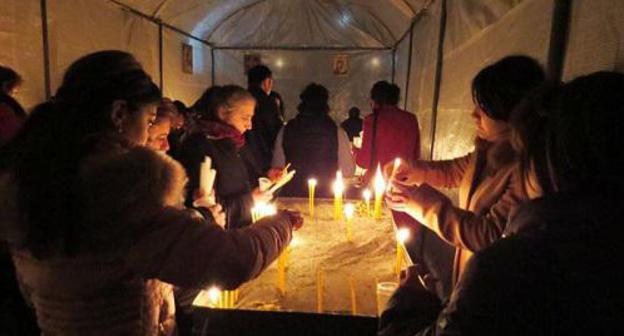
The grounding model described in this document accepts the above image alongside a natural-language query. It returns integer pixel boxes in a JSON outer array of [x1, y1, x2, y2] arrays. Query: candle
[[308, 178, 317, 218], [333, 171, 344, 220], [208, 286, 221, 308], [277, 251, 287, 295], [207, 287, 239, 308], [344, 203, 355, 242], [373, 165, 385, 220], [316, 268, 324, 313], [386, 158, 402, 192], [362, 189, 371, 217], [252, 202, 277, 223], [349, 277, 357, 315], [395, 228, 410, 277]]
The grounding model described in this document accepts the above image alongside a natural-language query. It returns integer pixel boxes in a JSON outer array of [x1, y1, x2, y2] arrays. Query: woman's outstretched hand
[[383, 160, 424, 186], [385, 182, 423, 220], [280, 210, 304, 231]]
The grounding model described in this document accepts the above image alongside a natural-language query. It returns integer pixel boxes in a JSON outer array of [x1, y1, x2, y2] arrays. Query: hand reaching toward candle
[[266, 167, 285, 183], [252, 187, 274, 204], [383, 160, 423, 186], [209, 204, 226, 228], [384, 183, 426, 221], [280, 210, 304, 231]]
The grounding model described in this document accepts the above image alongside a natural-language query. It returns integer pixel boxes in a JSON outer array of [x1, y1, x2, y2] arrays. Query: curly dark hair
[[0, 50, 161, 258]]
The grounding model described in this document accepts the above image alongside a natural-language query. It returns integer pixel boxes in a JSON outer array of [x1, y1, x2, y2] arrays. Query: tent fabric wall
[[434, 0, 552, 162], [162, 29, 212, 106], [563, 0, 624, 80], [393, 31, 410, 107], [0, 0, 45, 110], [404, 1, 442, 161], [47, 0, 126, 92], [214, 49, 392, 122]]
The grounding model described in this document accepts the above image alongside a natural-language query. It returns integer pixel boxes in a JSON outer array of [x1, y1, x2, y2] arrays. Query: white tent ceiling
[[115, 0, 430, 48]]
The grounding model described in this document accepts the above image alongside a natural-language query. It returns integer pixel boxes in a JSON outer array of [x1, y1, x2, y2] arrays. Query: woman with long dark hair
[[386, 55, 545, 285], [0, 51, 301, 335], [379, 71, 624, 336]]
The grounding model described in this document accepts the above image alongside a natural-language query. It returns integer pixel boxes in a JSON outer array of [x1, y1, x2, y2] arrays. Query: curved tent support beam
[[109, 0, 213, 47], [213, 45, 391, 51], [204, 0, 270, 42]]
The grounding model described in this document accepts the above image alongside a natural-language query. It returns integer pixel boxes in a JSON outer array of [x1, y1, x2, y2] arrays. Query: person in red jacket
[[354, 81, 420, 184]]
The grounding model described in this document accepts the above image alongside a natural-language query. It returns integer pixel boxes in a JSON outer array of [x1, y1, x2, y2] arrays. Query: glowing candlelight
[[387, 158, 402, 192], [316, 268, 324, 313], [395, 228, 410, 277], [373, 165, 385, 220], [333, 171, 344, 220], [208, 287, 221, 308], [349, 277, 357, 315], [252, 202, 277, 223], [363, 189, 371, 217], [344, 203, 355, 242], [308, 178, 317, 218]]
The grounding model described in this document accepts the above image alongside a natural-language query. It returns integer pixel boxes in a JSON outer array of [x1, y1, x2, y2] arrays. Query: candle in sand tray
[[363, 189, 371, 217], [373, 165, 386, 220], [395, 228, 410, 277], [333, 171, 344, 220], [308, 178, 317, 218], [344, 203, 355, 242]]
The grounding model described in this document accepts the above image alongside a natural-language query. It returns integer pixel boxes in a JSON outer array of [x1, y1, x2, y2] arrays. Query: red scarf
[[198, 120, 246, 149]]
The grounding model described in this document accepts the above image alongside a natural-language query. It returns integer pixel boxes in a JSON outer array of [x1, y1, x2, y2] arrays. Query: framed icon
[[332, 54, 349, 76], [182, 43, 193, 74]]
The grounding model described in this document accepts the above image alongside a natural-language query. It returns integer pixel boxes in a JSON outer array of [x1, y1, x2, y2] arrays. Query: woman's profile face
[[121, 103, 158, 146], [221, 98, 255, 133], [471, 104, 509, 142], [147, 117, 171, 152]]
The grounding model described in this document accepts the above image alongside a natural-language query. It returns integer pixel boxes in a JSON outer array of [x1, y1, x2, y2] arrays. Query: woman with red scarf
[[177, 85, 281, 229]]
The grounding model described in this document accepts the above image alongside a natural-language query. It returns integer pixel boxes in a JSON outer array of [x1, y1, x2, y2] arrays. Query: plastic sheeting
[[162, 30, 212, 106], [214, 49, 392, 121], [119, 0, 428, 48], [435, 0, 552, 162], [563, 0, 624, 80], [0, 0, 44, 110]]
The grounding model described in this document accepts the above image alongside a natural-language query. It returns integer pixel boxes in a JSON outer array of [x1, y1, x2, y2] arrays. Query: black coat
[[340, 116, 363, 142], [379, 193, 624, 335], [176, 132, 264, 229], [247, 86, 283, 171]]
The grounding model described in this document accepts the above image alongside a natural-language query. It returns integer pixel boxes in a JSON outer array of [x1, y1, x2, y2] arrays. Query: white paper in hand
[[196, 156, 217, 207]]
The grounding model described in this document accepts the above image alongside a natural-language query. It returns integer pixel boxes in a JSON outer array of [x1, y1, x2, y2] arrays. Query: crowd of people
[[0, 49, 622, 335]]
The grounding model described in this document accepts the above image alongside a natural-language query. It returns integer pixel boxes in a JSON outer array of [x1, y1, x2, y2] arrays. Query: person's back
[[355, 82, 420, 183], [281, 84, 338, 197], [340, 107, 363, 142]]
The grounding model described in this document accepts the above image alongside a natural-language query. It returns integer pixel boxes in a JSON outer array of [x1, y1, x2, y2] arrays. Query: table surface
[[193, 197, 405, 317]]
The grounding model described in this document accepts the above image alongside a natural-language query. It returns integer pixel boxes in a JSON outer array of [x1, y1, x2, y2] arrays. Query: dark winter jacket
[[340, 116, 363, 142], [0, 134, 294, 336], [282, 112, 338, 198], [0, 93, 26, 146], [247, 86, 283, 170], [177, 132, 264, 229], [379, 193, 623, 335]]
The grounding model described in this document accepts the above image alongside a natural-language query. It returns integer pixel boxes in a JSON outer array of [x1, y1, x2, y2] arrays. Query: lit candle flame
[[387, 158, 402, 191], [344, 203, 355, 219], [333, 171, 344, 194], [308, 178, 317, 187], [396, 228, 410, 243], [374, 165, 385, 195], [363, 189, 371, 201], [208, 286, 221, 305]]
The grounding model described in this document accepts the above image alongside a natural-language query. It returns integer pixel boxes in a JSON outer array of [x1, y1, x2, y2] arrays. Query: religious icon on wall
[[332, 54, 349, 76], [182, 43, 193, 74], [244, 53, 262, 74]]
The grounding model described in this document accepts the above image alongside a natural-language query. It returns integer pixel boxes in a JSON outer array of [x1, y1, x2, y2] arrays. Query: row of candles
[[308, 159, 402, 222]]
